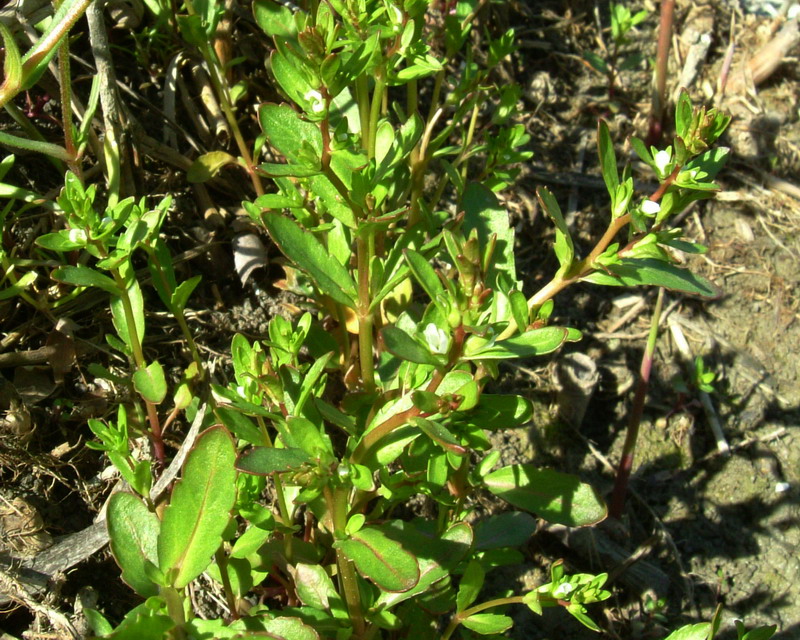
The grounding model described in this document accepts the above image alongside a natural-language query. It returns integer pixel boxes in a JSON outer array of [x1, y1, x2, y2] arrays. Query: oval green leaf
[[158, 426, 238, 588], [236, 447, 312, 475], [107, 492, 160, 597], [483, 464, 607, 526], [334, 526, 420, 593]]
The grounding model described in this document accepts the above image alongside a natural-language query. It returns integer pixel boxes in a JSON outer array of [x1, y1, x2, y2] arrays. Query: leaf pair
[[108, 426, 238, 595]]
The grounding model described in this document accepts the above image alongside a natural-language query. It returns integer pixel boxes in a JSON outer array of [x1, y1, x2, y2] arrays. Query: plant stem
[[368, 72, 386, 160], [214, 548, 241, 620], [647, 0, 676, 146], [325, 486, 366, 637], [441, 596, 527, 640], [356, 233, 375, 392], [609, 287, 665, 519]]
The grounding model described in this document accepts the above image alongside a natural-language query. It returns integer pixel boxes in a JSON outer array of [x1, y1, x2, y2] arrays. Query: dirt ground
[[1, 0, 799, 638]]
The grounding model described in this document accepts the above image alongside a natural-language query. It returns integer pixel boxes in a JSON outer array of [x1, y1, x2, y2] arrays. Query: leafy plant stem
[[459, 99, 481, 181], [214, 548, 241, 620], [255, 416, 294, 560], [54, 3, 79, 176], [357, 233, 376, 392], [161, 585, 187, 632], [368, 72, 386, 160], [609, 286, 665, 519], [326, 486, 366, 636], [647, 0, 676, 146], [441, 596, 528, 640], [356, 74, 371, 152]]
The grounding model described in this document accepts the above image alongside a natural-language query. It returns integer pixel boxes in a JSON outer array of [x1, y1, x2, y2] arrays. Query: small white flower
[[304, 89, 325, 114], [553, 583, 574, 598], [776, 482, 791, 493], [654, 149, 672, 174], [641, 200, 661, 216], [391, 5, 403, 23], [423, 323, 449, 355], [68, 228, 87, 243]]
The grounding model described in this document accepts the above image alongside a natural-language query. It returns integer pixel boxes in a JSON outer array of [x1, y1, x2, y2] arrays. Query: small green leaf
[[216, 407, 263, 445], [132, 361, 167, 404], [171, 275, 201, 313], [404, 249, 443, 304], [537, 187, 574, 275], [158, 426, 237, 589], [258, 162, 322, 177], [582, 258, 719, 297], [334, 526, 420, 593], [235, 447, 312, 475], [456, 560, 485, 612], [253, 0, 297, 38], [582, 50, 609, 75], [291, 563, 338, 611], [107, 492, 160, 597], [381, 326, 444, 366], [0, 23, 23, 97], [664, 623, 712, 640], [464, 326, 576, 360], [509, 290, 529, 331], [261, 617, 321, 640], [412, 416, 467, 455], [462, 182, 516, 287], [36, 230, 86, 251], [262, 213, 357, 307], [0, 271, 37, 301], [598, 120, 619, 200], [187, 151, 238, 183], [52, 265, 121, 295], [466, 394, 533, 428], [474, 512, 537, 550], [484, 464, 607, 526], [462, 613, 513, 635]]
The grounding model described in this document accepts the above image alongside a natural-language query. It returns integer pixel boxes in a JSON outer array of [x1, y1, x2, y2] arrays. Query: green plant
[[1, 0, 770, 638], [583, 2, 649, 100]]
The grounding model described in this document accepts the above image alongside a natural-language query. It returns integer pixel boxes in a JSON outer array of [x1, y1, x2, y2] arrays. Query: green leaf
[[0, 271, 37, 301], [581, 258, 719, 297], [52, 265, 121, 295], [741, 626, 778, 640], [404, 249, 443, 304], [291, 563, 338, 611], [462, 613, 513, 635], [582, 50, 608, 75], [509, 290, 529, 331], [235, 446, 312, 475], [216, 407, 263, 445], [187, 151, 238, 183], [411, 417, 467, 455], [664, 624, 712, 640], [334, 526, 420, 593], [462, 182, 516, 287], [258, 162, 322, 178], [260, 617, 321, 640], [158, 426, 237, 589], [483, 464, 607, 526], [132, 361, 168, 404], [373, 521, 473, 611], [170, 275, 201, 313], [36, 230, 86, 251], [597, 120, 619, 200], [463, 326, 576, 360], [0, 23, 23, 97], [258, 103, 322, 166], [456, 560, 485, 612], [253, 0, 297, 38], [107, 492, 160, 597], [466, 394, 533, 428], [262, 213, 357, 307], [537, 187, 574, 275], [474, 512, 537, 550], [381, 326, 444, 366]]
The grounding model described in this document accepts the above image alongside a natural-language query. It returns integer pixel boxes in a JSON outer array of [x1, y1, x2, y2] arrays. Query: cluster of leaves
[[0, 0, 779, 639]]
